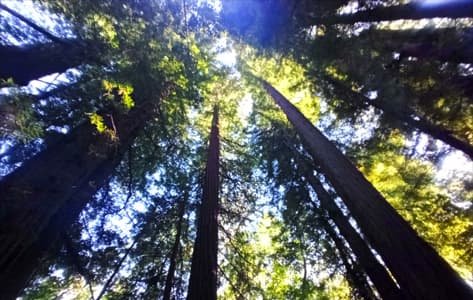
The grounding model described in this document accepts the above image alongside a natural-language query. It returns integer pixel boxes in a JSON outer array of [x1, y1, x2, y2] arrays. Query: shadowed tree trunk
[[0, 100, 158, 299], [262, 79, 473, 299], [305, 172, 404, 300], [0, 41, 92, 86], [324, 75, 473, 160], [163, 196, 187, 300], [187, 105, 220, 300], [308, 1, 473, 25], [320, 214, 378, 300]]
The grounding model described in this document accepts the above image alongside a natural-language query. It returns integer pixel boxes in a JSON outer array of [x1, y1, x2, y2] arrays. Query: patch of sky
[[0, 1, 75, 46]]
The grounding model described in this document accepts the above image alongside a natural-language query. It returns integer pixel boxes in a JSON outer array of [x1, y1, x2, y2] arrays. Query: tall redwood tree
[[0, 100, 159, 299], [262, 79, 473, 299], [187, 106, 220, 300]]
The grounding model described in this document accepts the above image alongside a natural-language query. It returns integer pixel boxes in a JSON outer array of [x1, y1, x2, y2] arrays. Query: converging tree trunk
[[187, 106, 220, 300], [163, 197, 187, 300], [305, 172, 404, 300], [262, 79, 473, 299], [0, 101, 158, 299], [308, 1, 473, 25], [320, 214, 378, 300]]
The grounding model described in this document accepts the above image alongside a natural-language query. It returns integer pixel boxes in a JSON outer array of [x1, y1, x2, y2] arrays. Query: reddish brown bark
[[263, 80, 473, 299], [0, 101, 157, 299], [187, 106, 220, 300]]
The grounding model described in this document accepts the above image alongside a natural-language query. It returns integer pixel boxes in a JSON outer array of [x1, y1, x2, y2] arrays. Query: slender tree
[[319, 214, 378, 300], [262, 79, 473, 299], [163, 196, 187, 300], [187, 105, 220, 300], [287, 139, 402, 298], [305, 172, 404, 300]]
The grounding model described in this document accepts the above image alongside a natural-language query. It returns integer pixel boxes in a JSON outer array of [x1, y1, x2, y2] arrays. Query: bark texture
[[0, 101, 156, 299], [187, 106, 220, 300], [309, 1, 473, 25], [263, 80, 473, 299]]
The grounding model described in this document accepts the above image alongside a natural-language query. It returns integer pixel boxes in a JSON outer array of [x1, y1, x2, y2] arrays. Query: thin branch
[[218, 264, 247, 300], [94, 239, 138, 300], [0, 3, 68, 44]]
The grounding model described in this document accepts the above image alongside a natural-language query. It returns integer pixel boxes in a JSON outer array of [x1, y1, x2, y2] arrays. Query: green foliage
[[356, 131, 473, 278], [88, 113, 106, 133], [0, 92, 43, 142], [2, 1, 473, 299], [102, 80, 134, 109]]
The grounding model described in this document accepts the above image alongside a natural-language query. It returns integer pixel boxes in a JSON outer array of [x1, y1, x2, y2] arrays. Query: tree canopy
[[1, 0, 473, 299]]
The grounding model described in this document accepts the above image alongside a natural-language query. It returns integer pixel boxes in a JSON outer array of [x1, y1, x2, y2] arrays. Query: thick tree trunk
[[325, 76, 473, 160], [309, 1, 473, 25], [163, 197, 187, 300], [321, 214, 378, 300], [306, 172, 403, 300], [0, 41, 89, 86], [0, 101, 156, 299], [262, 80, 473, 299], [187, 106, 220, 300]]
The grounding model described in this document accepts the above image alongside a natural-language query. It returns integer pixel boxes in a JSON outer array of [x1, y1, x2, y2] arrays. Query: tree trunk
[[0, 101, 157, 299], [163, 197, 187, 300], [320, 214, 378, 300], [187, 106, 220, 300], [309, 1, 473, 25], [0, 41, 89, 86], [262, 80, 473, 299], [95, 239, 138, 300], [306, 172, 403, 299], [325, 75, 473, 160]]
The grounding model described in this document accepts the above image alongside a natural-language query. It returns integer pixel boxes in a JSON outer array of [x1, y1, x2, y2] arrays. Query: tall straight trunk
[[187, 106, 220, 300], [0, 41, 90, 86], [309, 1, 473, 25], [306, 172, 403, 299], [0, 101, 157, 299], [320, 214, 378, 300], [325, 75, 473, 160], [262, 80, 473, 299], [163, 197, 187, 300]]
